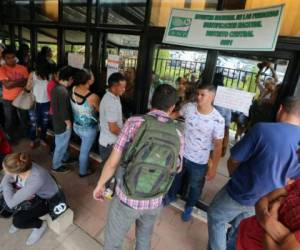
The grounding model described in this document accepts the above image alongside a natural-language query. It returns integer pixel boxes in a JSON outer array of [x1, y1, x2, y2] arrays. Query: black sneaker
[[61, 157, 78, 166], [52, 166, 71, 174], [79, 168, 94, 178]]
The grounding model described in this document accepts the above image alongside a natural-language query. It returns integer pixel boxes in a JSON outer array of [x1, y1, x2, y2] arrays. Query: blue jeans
[[52, 128, 71, 170], [207, 185, 255, 250], [28, 102, 50, 141], [73, 124, 97, 175], [2, 100, 29, 140], [167, 157, 208, 208]]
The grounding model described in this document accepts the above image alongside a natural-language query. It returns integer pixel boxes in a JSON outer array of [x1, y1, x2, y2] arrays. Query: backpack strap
[[122, 114, 179, 164], [143, 114, 180, 137], [123, 115, 149, 164]]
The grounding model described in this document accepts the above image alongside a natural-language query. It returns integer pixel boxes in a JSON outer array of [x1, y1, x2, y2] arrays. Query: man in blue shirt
[[207, 97, 300, 250]]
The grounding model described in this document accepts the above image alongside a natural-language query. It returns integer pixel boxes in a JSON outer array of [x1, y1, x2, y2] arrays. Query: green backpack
[[122, 114, 181, 200]]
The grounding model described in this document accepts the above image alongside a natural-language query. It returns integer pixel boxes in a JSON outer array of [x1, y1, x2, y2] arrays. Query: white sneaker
[[9, 224, 19, 234], [25, 221, 47, 246]]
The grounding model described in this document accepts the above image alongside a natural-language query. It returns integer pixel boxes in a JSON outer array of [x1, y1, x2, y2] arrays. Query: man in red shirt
[[0, 46, 29, 141]]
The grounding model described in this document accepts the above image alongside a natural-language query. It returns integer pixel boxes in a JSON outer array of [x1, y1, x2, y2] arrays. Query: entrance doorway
[[150, 43, 293, 209]]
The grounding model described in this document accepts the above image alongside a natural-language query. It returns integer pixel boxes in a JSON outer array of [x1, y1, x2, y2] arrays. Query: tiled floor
[[7, 137, 231, 250], [0, 218, 103, 250]]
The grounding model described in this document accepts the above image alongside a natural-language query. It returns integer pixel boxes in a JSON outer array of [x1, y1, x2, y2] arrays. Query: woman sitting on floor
[[1, 152, 59, 245]]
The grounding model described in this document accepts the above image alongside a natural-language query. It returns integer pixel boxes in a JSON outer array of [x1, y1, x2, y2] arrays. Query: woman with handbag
[[25, 57, 54, 148], [1, 152, 59, 245]]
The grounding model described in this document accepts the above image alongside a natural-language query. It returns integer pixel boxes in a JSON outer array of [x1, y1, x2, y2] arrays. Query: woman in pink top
[[47, 76, 57, 115]]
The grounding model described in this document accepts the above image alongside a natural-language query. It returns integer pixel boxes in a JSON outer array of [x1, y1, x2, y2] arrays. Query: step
[[40, 208, 74, 234]]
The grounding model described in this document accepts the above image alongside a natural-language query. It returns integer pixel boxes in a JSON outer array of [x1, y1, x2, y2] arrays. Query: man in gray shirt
[[99, 72, 126, 162]]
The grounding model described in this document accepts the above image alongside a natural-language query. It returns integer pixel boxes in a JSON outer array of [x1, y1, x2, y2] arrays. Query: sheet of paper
[[106, 54, 120, 85], [214, 86, 255, 116], [68, 53, 85, 69]]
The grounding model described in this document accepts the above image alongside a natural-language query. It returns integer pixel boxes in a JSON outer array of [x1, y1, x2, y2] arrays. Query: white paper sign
[[68, 53, 85, 69], [163, 5, 284, 51], [107, 54, 120, 85], [214, 86, 255, 116]]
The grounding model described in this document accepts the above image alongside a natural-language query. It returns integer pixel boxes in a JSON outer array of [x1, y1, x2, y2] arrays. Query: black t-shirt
[[51, 84, 72, 134]]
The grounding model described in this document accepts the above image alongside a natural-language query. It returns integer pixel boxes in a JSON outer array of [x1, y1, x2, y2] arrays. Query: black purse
[[0, 192, 44, 218], [47, 189, 68, 220], [0, 192, 13, 218], [46, 174, 68, 220]]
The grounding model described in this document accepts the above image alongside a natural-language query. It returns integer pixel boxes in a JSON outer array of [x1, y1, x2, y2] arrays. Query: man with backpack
[[93, 84, 183, 250]]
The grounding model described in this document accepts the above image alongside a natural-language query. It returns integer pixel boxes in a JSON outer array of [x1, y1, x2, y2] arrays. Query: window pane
[[37, 28, 57, 44], [65, 30, 86, 45], [91, 1, 97, 23], [105, 34, 140, 70], [152, 47, 207, 85], [104, 33, 140, 117], [2, 1, 12, 21], [21, 27, 31, 42], [99, 0, 146, 25], [151, 0, 217, 27], [12, 0, 31, 20], [34, 0, 59, 22], [64, 29, 86, 64], [37, 28, 58, 62], [223, 0, 246, 10], [0, 25, 10, 46], [63, 0, 87, 23]]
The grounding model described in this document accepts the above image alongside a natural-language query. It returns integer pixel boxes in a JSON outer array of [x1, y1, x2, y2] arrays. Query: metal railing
[[152, 58, 274, 93], [216, 66, 272, 93], [123, 58, 138, 69], [121, 57, 273, 94], [153, 58, 206, 82]]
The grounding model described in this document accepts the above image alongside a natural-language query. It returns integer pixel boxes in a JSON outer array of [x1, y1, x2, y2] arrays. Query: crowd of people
[[0, 42, 299, 250]]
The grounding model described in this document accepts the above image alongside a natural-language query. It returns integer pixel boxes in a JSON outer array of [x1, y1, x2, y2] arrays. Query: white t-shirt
[[180, 103, 225, 164], [99, 90, 123, 147], [32, 72, 50, 103]]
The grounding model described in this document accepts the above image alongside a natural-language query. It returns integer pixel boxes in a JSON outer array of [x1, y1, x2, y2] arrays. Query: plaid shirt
[[114, 109, 184, 210]]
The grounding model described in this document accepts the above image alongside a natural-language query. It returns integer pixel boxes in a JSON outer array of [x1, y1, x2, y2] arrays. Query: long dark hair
[[35, 46, 55, 80], [35, 58, 51, 80], [39, 46, 52, 60], [72, 68, 93, 86], [16, 43, 30, 66]]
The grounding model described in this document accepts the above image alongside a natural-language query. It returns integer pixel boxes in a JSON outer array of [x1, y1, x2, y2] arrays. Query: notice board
[[163, 5, 284, 51]]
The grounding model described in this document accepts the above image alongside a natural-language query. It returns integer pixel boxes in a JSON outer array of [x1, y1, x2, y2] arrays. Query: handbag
[[12, 89, 35, 110], [0, 192, 13, 218], [47, 189, 68, 220], [0, 191, 43, 218]]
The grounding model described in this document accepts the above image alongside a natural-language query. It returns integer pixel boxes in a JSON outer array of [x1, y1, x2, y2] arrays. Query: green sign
[[163, 5, 285, 51], [168, 17, 192, 38]]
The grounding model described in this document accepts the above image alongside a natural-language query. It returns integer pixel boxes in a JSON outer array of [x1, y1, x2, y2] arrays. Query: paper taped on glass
[[106, 54, 120, 85], [214, 86, 256, 116], [68, 53, 85, 69]]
